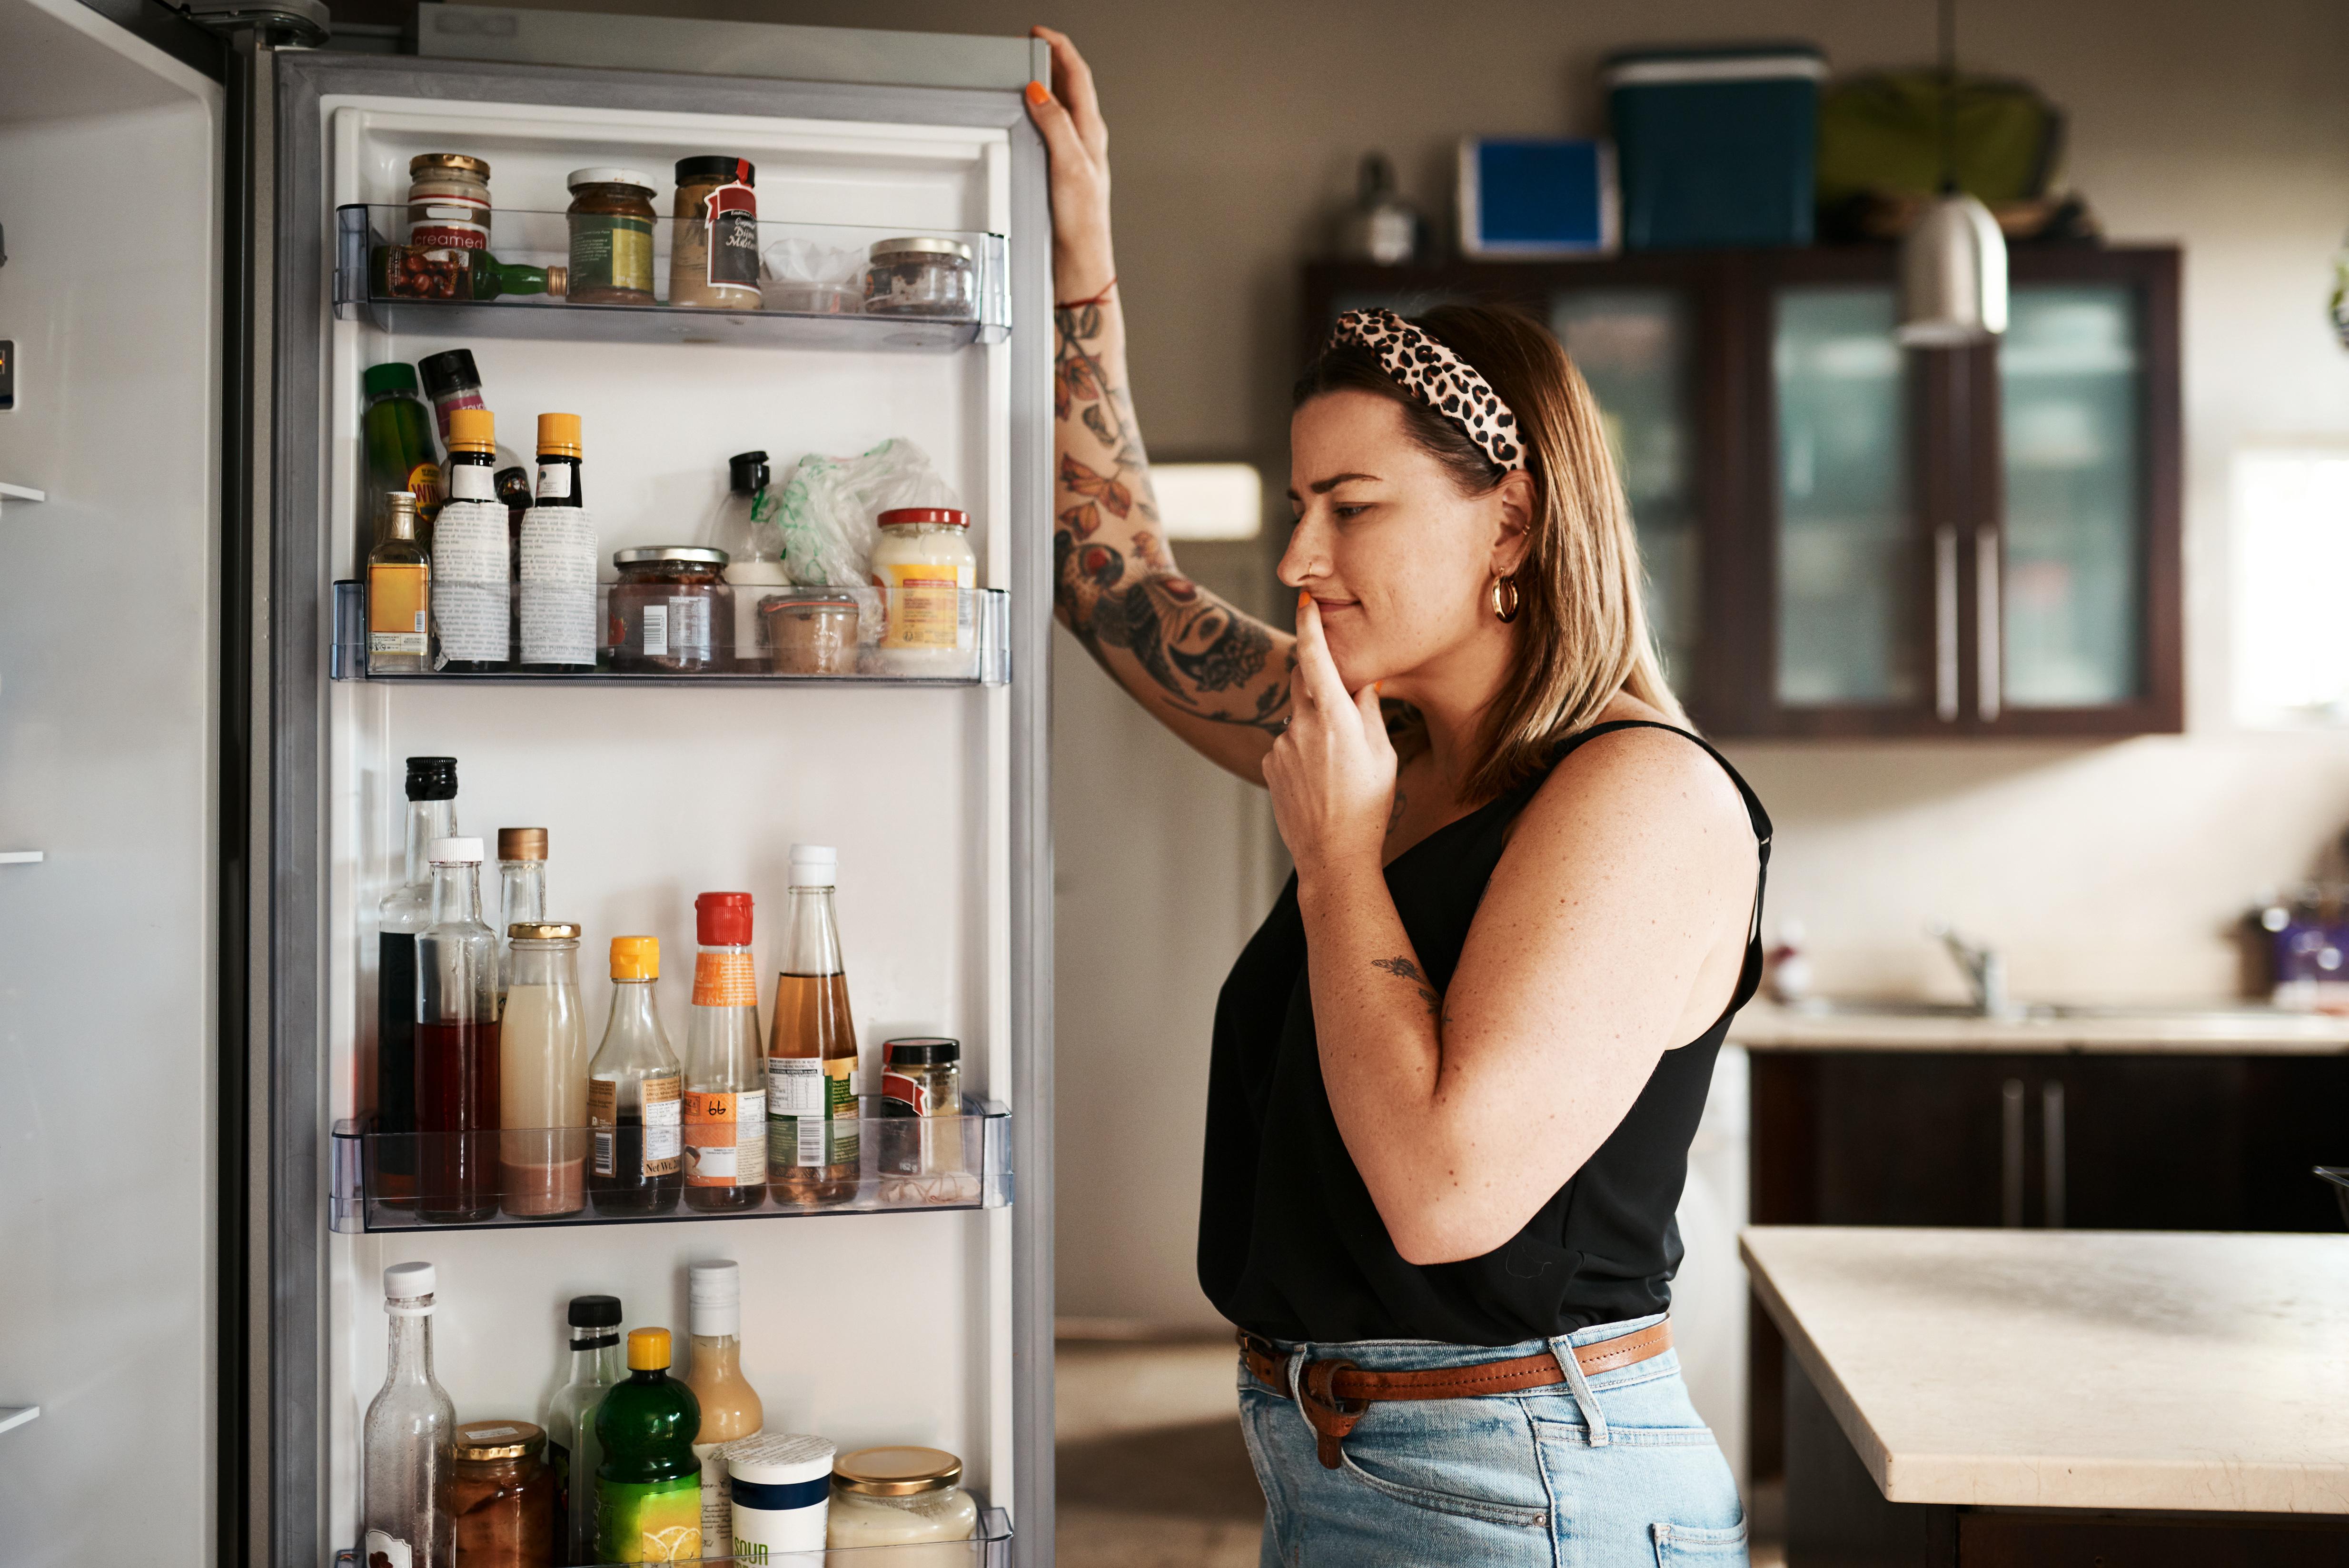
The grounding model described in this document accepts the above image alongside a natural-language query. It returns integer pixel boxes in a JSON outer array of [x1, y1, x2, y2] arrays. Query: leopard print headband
[[1327, 308, 1525, 472]]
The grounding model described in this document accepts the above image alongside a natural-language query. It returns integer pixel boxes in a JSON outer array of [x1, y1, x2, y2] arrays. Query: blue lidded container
[[1605, 44, 1826, 250]]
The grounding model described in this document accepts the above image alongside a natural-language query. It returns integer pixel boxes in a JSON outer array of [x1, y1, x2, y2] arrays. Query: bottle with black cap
[[376, 755, 458, 1208], [545, 1293, 626, 1567], [712, 449, 786, 667]]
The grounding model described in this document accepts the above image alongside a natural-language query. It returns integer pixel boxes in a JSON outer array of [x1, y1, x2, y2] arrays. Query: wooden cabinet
[[1301, 246, 2182, 738], [1745, 1048, 2349, 1478]]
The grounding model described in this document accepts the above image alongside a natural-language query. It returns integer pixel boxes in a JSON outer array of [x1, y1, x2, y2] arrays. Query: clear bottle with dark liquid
[[377, 755, 458, 1210], [589, 935, 683, 1216], [416, 835, 502, 1223], [767, 844, 861, 1204]]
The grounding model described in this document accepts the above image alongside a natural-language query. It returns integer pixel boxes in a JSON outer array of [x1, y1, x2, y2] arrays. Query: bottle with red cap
[[684, 891, 768, 1211]]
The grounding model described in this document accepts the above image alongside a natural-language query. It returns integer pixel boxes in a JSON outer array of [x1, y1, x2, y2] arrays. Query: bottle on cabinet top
[[588, 936, 684, 1217], [520, 412, 598, 673]]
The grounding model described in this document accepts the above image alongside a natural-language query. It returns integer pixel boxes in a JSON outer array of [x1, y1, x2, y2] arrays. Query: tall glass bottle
[[545, 1293, 624, 1567], [595, 1328, 702, 1564], [361, 1261, 457, 1568], [433, 406, 511, 672], [588, 936, 683, 1216], [377, 755, 458, 1209], [362, 361, 442, 558], [417, 836, 501, 1223], [684, 1260, 764, 1559], [768, 844, 860, 1204], [494, 826, 549, 998], [684, 892, 766, 1212], [501, 922, 588, 1220], [520, 412, 599, 673], [367, 490, 432, 675]]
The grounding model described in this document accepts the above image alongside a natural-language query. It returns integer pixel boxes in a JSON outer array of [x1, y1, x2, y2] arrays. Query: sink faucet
[[1929, 923, 2016, 1019]]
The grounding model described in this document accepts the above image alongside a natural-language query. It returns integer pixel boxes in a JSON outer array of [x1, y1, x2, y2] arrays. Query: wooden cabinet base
[[1785, 1350, 2349, 1566]]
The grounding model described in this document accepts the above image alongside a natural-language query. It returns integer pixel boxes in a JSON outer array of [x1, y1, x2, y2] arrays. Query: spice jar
[[607, 547, 733, 673], [565, 168, 657, 306], [452, 1419, 555, 1568], [758, 588, 861, 675], [878, 1037, 961, 1176], [406, 153, 491, 258], [869, 507, 977, 676], [670, 155, 762, 311], [826, 1447, 979, 1548], [864, 237, 977, 318]]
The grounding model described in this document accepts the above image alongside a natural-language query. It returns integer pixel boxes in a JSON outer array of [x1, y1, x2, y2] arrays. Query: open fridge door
[[233, 23, 1052, 1567]]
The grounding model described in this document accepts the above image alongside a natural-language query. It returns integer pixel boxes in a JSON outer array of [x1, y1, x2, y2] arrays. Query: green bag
[[1817, 71, 2062, 208]]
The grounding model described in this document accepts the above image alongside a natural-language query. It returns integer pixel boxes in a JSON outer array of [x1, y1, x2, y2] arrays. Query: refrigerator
[[0, 2, 1054, 1564]]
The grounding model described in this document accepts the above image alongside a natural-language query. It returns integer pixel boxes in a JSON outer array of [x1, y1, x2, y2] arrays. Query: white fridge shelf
[[328, 1507, 1013, 1566]]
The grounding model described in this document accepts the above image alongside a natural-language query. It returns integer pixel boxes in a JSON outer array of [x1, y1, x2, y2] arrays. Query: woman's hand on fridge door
[[1025, 27, 1115, 300]]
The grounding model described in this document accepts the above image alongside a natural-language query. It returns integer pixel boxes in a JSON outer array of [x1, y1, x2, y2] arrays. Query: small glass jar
[[758, 588, 862, 675], [607, 547, 733, 673], [406, 152, 491, 258], [826, 1447, 978, 1549], [869, 507, 977, 676], [671, 154, 762, 310], [452, 1419, 555, 1568], [878, 1037, 961, 1177], [864, 237, 976, 318], [565, 167, 657, 305]]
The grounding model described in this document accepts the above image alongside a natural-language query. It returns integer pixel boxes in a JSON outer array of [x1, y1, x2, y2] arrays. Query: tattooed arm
[[1027, 28, 1295, 785]]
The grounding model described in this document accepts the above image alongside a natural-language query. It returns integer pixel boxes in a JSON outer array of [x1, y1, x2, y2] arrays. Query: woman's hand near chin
[[1265, 592, 1396, 885]]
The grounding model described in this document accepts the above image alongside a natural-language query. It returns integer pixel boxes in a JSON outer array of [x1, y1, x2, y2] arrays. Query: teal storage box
[[1605, 45, 1825, 249]]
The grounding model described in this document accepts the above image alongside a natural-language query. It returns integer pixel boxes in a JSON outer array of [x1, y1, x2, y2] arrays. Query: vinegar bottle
[[768, 844, 860, 1204], [684, 892, 767, 1212], [377, 755, 458, 1210], [684, 1260, 764, 1558], [360, 1261, 457, 1568], [493, 825, 548, 1000], [588, 936, 684, 1216], [544, 1293, 625, 1567], [416, 836, 501, 1224]]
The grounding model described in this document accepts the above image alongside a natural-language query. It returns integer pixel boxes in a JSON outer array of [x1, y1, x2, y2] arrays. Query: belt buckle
[[1297, 1355, 1367, 1471]]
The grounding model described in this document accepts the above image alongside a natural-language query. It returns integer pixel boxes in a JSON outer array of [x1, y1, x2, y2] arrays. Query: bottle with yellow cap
[[587, 935, 684, 1215], [594, 1326, 702, 1564], [519, 412, 599, 671], [431, 405, 512, 671]]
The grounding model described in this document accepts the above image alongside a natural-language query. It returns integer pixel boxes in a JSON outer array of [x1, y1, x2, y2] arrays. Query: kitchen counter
[[1743, 1225, 2349, 1552], [1728, 998, 2349, 1053]]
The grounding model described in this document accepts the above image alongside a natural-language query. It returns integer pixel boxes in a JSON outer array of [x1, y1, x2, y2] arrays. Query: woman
[[1028, 29, 1769, 1565]]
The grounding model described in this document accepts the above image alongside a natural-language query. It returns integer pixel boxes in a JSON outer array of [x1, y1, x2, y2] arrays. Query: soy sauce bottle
[[587, 936, 683, 1215]]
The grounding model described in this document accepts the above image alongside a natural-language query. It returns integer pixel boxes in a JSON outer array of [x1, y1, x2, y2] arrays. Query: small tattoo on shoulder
[[1387, 790, 1407, 834], [1370, 955, 1441, 1017]]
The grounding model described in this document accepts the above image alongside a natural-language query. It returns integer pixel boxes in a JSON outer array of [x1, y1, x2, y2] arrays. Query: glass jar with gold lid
[[825, 1445, 979, 1547], [451, 1418, 555, 1568]]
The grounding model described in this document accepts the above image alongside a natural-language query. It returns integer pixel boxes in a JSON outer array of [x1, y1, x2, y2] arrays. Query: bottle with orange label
[[684, 892, 767, 1211], [366, 490, 432, 674]]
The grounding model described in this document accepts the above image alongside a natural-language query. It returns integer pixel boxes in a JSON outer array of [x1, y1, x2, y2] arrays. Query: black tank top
[[1197, 721, 1772, 1345]]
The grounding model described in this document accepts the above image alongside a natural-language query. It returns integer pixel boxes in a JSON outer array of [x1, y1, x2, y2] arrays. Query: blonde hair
[[1294, 304, 1685, 800]]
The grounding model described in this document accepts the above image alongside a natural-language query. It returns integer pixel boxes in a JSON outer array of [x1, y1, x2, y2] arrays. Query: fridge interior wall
[[318, 95, 1019, 1547]]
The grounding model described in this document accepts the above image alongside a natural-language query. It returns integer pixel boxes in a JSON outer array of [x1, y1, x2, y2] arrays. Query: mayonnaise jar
[[868, 507, 977, 677]]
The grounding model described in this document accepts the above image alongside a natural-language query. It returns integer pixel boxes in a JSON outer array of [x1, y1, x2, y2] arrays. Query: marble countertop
[[1742, 1226, 2349, 1514], [1728, 999, 2349, 1054]]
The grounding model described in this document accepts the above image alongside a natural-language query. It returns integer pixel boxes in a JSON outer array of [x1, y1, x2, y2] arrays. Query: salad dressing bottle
[[684, 1260, 764, 1559]]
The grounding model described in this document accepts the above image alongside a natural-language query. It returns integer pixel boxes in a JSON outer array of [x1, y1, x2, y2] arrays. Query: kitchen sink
[[1790, 997, 2304, 1026]]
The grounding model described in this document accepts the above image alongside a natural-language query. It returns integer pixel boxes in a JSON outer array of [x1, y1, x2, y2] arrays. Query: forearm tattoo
[[1370, 955, 1441, 1018], [1052, 301, 1291, 734]]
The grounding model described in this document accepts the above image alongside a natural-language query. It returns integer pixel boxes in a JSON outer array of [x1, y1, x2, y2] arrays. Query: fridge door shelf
[[330, 1097, 1012, 1233], [331, 583, 1010, 686], [335, 205, 1011, 348], [330, 1507, 1012, 1566]]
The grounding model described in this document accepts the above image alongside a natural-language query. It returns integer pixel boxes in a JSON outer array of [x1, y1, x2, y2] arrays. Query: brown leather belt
[[1239, 1319, 1674, 1470]]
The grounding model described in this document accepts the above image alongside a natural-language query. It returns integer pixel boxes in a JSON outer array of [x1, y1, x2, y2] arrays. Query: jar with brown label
[[607, 547, 733, 673], [864, 237, 977, 318], [671, 155, 762, 311], [452, 1419, 555, 1568], [565, 168, 657, 305], [406, 153, 491, 258], [758, 588, 861, 675]]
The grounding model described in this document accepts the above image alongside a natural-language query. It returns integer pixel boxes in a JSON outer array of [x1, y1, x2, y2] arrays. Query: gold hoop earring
[[1489, 574, 1521, 623]]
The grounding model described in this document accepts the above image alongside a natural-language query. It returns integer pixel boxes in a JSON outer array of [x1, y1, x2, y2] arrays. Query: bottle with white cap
[[417, 836, 501, 1222], [684, 1260, 765, 1557], [359, 1261, 457, 1568], [768, 844, 861, 1205]]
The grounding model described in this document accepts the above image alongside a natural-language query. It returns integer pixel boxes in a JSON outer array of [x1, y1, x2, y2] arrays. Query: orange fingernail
[[1297, 590, 1311, 611], [1025, 79, 1051, 106]]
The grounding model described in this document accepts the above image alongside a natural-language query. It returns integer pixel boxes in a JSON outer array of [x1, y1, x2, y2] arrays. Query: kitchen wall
[[470, 0, 2349, 1325]]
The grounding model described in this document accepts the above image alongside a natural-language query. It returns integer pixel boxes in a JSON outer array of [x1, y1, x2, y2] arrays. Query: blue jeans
[[1237, 1314, 1747, 1567]]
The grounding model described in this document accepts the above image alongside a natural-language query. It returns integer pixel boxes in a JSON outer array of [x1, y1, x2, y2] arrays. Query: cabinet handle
[[2042, 1079, 2066, 1229], [2001, 1077, 2025, 1227], [1935, 525, 1960, 722], [1976, 524, 2002, 723]]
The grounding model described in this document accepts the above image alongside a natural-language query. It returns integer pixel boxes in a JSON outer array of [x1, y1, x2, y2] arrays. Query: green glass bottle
[[469, 254, 568, 302], [595, 1326, 703, 1564]]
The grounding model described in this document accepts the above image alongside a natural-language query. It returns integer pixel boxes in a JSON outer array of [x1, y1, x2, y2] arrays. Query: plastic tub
[[1604, 44, 1825, 250]]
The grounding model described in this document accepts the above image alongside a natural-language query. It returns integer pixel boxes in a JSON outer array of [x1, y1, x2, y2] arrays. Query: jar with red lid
[[868, 507, 975, 675]]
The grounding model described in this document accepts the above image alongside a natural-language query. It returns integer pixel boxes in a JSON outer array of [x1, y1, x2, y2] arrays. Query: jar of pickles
[[607, 547, 733, 673], [864, 237, 976, 318], [565, 168, 657, 305], [452, 1419, 555, 1568]]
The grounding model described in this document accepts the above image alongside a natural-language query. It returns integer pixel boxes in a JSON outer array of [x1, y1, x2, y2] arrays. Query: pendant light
[[1897, 0, 2008, 346]]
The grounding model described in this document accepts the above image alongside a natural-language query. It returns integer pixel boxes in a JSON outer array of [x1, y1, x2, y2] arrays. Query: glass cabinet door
[[1996, 285, 2142, 708], [1550, 290, 1698, 686], [1772, 286, 1920, 708]]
